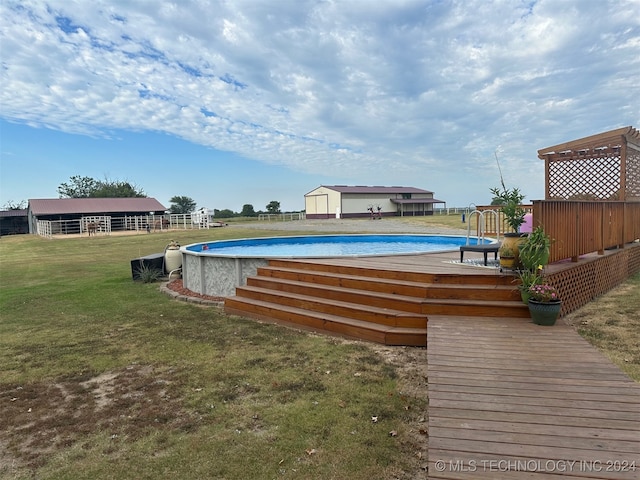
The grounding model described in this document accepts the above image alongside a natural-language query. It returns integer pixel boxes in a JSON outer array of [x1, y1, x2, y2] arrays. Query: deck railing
[[474, 205, 533, 237], [532, 200, 640, 263], [476, 201, 640, 264]]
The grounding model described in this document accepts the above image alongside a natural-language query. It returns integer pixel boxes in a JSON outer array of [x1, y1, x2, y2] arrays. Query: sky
[[1, 0, 639, 213]]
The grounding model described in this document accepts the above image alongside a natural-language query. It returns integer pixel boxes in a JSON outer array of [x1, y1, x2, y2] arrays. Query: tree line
[[52, 175, 282, 217]]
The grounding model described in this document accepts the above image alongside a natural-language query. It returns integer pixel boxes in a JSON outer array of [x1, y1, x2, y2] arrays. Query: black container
[[130, 253, 164, 280]]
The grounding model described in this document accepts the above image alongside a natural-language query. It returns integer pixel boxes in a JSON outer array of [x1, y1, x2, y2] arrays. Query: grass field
[[1, 217, 637, 479], [0, 225, 430, 479]]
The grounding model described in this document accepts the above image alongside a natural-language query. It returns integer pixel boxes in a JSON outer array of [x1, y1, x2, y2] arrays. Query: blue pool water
[[185, 234, 492, 257]]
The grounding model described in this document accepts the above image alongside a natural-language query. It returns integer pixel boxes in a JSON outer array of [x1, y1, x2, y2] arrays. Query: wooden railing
[[474, 205, 533, 237], [532, 201, 640, 263], [474, 201, 640, 264]]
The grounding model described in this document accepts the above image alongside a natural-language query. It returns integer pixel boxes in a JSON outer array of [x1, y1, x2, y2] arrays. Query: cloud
[[1, 0, 638, 203]]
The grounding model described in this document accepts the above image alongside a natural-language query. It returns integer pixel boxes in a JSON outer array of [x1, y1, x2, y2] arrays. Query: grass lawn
[[0, 226, 429, 480], [1, 216, 637, 479], [562, 273, 640, 381]]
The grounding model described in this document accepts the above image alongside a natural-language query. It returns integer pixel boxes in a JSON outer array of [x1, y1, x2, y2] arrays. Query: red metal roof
[[315, 185, 434, 194], [0, 209, 28, 218], [28, 198, 166, 215]]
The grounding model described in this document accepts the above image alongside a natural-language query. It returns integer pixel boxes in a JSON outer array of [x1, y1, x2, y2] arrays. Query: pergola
[[537, 126, 640, 202]]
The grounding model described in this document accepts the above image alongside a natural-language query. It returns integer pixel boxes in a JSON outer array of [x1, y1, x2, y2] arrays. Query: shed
[[304, 185, 446, 219], [0, 209, 28, 236], [28, 197, 167, 235]]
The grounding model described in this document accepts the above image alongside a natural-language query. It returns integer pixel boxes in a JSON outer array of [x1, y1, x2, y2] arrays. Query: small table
[[459, 244, 500, 266]]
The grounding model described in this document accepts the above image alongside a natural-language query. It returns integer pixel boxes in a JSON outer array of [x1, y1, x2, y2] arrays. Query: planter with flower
[[527, 282, 561, 326]]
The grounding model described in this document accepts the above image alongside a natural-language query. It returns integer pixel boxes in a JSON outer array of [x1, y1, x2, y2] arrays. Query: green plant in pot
[[519, 226, 551, 271], [498, 244, 517, 269], [491, 186, 527, 268], [490, 186, 527, 233], [515, 268, 542, 304]]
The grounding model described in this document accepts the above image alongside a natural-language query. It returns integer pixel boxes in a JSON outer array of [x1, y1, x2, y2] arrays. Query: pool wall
[[181, 234, 493, 297], [182, 252, 269, 297]]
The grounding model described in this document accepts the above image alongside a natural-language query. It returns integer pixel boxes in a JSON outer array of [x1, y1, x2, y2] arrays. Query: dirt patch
[[1, 346, 429, 479], [0, 364, 197, 471]]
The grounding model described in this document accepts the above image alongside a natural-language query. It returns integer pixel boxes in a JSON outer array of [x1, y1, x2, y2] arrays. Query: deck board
[[427, 316, 640, 479]]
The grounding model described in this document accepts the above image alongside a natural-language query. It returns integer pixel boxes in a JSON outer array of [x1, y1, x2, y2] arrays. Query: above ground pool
[[181, 234, 495, 297]]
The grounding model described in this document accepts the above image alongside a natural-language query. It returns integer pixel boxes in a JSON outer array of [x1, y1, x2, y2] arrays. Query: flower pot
[[528, 299, 561, 326], [520, 289, 531, 305], [500, 233, 527, 269], [499, 256, 517, 269]]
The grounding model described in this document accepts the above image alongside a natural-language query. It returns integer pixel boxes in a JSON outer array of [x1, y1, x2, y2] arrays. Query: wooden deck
[[224, 246, 639, 346], [222, 247, 640, 477], [427, 315, 640, 479], [224, 250, 531, 347]]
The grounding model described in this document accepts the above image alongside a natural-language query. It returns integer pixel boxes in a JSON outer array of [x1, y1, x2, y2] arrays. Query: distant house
[[304, 185, 446, 219], [27, 197, 166, 235]]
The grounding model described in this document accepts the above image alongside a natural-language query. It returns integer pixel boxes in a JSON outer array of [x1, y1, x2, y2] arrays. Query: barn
[[27, 197, 167, 236], [304, 185, 446, 219]]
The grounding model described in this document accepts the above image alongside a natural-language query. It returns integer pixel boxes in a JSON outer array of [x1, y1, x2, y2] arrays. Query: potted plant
[[519, 226, 551, 271], [515, 268, 542, 304], [491, 186, 527, 268], [527, 282, 561, 326], [498, 244, 517, 269], [490, 186, 527, 234]]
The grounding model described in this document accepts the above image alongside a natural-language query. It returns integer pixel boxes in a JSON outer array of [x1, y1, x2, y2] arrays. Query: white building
[[304, 185, 446, 219]]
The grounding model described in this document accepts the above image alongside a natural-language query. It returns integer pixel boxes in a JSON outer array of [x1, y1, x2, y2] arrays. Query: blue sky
[[1, 0, 639, 213]]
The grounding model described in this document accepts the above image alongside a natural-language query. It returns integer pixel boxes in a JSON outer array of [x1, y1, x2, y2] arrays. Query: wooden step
[[420, 298, 530, 318], [247, 276, 426, 313], [247, 276, 524, 317], [223, 258, 527, 346], [232, 285, 428, 328], [256, 266, 520, 301], [224, 296, 427, 346], [266, 259, 516, 286]]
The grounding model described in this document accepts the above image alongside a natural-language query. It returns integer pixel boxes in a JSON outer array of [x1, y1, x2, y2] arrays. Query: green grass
[[0, 226, 427, 479], [2, 216, 637, 478], [563, 271, 640, 381]]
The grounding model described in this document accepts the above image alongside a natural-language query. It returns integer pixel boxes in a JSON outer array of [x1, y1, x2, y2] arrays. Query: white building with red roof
[[304, 185, 446, 219]]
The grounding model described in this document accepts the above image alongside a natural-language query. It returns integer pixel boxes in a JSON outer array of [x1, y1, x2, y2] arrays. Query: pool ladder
[[466, 209, 500, 245]]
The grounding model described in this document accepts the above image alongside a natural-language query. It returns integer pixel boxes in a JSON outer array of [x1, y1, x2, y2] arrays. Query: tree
[[240, 204, 257, 217], [169, 196, 197, 214], [214, 208, 235, 219], [93, 180, 145, 198], [265, 201, 281, 214], [2, 200, 26, 210], [58, 176, 99, 198], [57, 175, 145, 198]]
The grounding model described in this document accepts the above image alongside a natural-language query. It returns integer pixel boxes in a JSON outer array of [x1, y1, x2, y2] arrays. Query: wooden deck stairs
[[224, 258, 529, 346]]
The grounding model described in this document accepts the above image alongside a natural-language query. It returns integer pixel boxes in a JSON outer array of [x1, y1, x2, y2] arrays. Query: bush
[[134, 261, 163, 283]]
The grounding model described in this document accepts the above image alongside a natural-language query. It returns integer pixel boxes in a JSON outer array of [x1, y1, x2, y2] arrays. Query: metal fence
[[257, 212, 306, 221]]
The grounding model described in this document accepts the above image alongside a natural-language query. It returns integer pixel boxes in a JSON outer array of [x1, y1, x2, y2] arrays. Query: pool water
[[185, 234, 492, 257]]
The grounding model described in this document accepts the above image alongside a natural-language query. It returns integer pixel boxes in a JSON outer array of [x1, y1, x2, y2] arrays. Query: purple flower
[[528, 282, 560, 302]]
